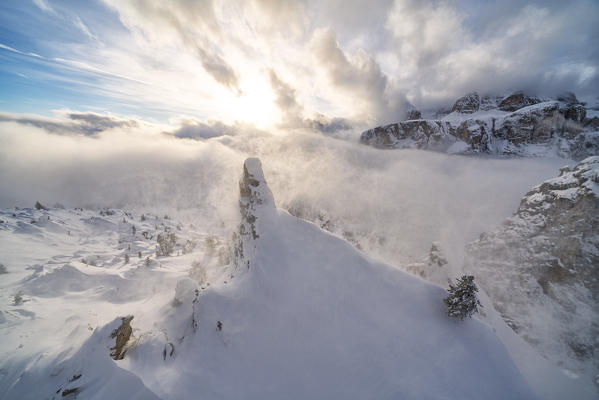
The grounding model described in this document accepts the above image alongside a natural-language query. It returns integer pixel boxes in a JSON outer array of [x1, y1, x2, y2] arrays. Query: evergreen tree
[[444, 275, 482, 320]]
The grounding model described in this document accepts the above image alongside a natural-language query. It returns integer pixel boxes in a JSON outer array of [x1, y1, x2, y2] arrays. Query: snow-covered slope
[[1, 159, 536, 399], [361, 92, 599, 160], [464, 156, 599, 387]]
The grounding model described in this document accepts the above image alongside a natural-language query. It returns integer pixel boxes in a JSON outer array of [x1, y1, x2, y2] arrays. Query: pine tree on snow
[[444, 275, 482, 320]]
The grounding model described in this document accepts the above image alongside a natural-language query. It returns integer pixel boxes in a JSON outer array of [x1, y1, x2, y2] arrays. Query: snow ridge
[[0, 159, 537, 399]]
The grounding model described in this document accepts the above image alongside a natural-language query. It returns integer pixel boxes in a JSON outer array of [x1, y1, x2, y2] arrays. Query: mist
[[0, 118, 567, 270]]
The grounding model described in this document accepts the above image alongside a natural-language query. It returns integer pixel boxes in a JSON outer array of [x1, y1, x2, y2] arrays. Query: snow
[[0, 162, 538, 399], [446, 140, 470, 154], [550, 187, 580, 201]]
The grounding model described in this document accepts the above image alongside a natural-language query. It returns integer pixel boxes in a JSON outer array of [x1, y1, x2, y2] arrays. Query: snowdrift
[[0, 159, 535, 399]]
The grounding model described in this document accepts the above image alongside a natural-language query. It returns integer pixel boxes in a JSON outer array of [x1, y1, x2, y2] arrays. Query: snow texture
[[0, 159, 537, 400]]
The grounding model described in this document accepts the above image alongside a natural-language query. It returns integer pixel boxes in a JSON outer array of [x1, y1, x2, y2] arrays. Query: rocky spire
[[233, 158, 275, 270]]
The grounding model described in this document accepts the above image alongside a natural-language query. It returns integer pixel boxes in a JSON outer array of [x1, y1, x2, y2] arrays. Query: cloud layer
[[1, 0, 597, 126], [0, 114, 567, 268]]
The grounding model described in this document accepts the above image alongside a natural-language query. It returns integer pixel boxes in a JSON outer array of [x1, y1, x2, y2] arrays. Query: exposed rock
[[479, 95, 502, 111], [564, 104, 586, 122], [464, 157, 599, 375], [61, 387, 80, 397], [428, 242, 448, 267], [406, 242, 451, 286], [557, 91, 580, 104], [406, 109, 422, 120], [361, 92, 597, 160], [110, 315, 134, 360], [232, 158, 275, 270], [585, 116, 599, 130], [451, 92, 480, 113], [498, 91, 541, 111]]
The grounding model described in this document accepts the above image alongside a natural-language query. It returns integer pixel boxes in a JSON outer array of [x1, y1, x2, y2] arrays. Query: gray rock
[[464, 157, 599, 375], [498, 91, 541, 111], [557, 91, 580, 104], [360, 92, 597, 160], [451, 93, 480, 113], [110, 315, 134, 360], [232, 158, 275, 271], [406, 109, 422, 120], [564, 104, 586, 122], [585, 116, 599, 130]]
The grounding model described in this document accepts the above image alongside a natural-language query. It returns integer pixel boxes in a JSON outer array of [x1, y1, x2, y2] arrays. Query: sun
[[227, 73, 279, 128]]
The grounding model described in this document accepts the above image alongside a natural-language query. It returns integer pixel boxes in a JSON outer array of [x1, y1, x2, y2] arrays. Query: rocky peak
[[451, 92, 480, 113], [233, 158, 275, 269], [498, 91, 541, 111], [239, 158, 275, 216], [557, 91, 580, 105], [405, 109, 422, 120], [361, 90, 598, 160]]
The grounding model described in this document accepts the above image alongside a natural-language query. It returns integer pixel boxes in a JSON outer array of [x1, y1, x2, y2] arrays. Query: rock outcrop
[[361, 92, 598, 160], [406, 109, 422, 120], [451, 92, 480, 113], [232, 158, 275, 271], [498, 91, 540, 111], [406, 242, 452, 287], [110, 315, 134, 360], [464, 156, 599, 375]]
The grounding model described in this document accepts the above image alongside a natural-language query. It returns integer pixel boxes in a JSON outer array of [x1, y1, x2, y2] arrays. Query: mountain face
[[464, 156, 599, 377], [0, 159, 536, 400], [361, 92, 599, 160]]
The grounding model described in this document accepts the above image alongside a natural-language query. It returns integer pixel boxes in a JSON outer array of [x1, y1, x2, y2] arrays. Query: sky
[[0, 0, 598, 130], [0, 0, 586, 279]]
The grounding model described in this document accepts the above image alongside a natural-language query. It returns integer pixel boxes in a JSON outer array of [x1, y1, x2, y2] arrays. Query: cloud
[[385, 0, 599, 107], [305, 114, 352, 134], [268, 69, 304, 127], [32, 0, 55, 14], [103, 0, 241, 94], [268, 69, 353, 133], [4, 0, 599, 126], [193, 46, 241, 94], [73, 16, 99, 42], [168, 119, 239, 140], [0, 43, 42, 58], [310, 28, 408, 124], [0, 110, 568, 270], [0, 111, 138, 136]]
